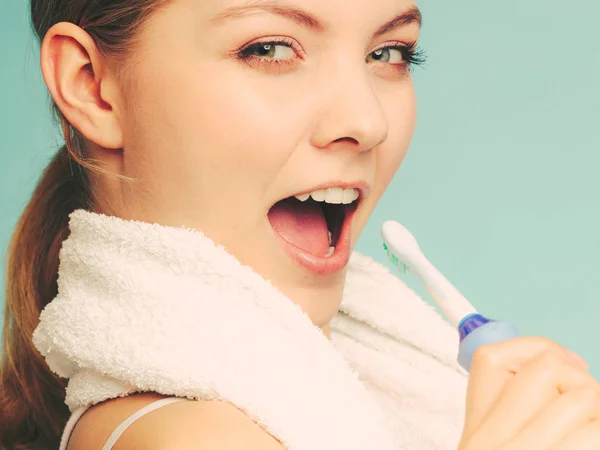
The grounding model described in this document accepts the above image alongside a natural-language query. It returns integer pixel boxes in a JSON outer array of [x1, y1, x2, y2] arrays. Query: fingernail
[[566, 349, 589, 368]]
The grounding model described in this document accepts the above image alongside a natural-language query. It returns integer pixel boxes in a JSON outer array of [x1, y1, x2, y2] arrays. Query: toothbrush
[[381, 220, 519, 372]]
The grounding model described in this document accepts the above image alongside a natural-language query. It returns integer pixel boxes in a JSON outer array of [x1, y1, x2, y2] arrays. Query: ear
[[40, 22, 124, 149]]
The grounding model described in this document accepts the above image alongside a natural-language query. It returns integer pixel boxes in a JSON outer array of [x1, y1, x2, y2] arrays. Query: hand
[[458, 336, 600, 449]]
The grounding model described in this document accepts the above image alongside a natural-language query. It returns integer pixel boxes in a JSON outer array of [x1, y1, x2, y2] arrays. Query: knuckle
[[535, 350, 565, 370], [583, 386, 600, 406], [527, 335, 554, 347], [527, 335, 562, 353], [582, 418, 600, 440], [471, 343, 503, 368], [569, 387, 600, 406], [539, 349, 564, 366], [528, 351, 566, 383], [469, 336, 572, 374]]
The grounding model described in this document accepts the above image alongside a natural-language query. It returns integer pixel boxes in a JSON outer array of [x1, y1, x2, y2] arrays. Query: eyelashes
[[236, 37, 300, 60], [234, 37, 304, 72], [234, 37, 427, 74], [387, 41, 427, 72]]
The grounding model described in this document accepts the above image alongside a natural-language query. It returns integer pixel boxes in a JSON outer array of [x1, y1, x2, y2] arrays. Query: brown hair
[[0, 1, 166, 448]]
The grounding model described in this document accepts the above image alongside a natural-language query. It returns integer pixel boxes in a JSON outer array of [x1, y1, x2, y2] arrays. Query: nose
[[310, 70, 389, 153]]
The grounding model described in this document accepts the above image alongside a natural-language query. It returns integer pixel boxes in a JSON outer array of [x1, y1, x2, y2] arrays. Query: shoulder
[[68, 393, 284, 450]]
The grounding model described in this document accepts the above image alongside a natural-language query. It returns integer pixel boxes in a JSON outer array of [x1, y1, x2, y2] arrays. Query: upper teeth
[[295, 187, 359, 204]]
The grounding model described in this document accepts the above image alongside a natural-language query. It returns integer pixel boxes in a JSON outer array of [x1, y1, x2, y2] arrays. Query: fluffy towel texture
[[33, 210, 468, 449]]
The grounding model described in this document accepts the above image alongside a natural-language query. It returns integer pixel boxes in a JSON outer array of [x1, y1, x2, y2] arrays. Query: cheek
[[351, 87, 416, 236], [181, 66, 310, 155], [122, 61, 312, 212], [376, 87, 417, 192]]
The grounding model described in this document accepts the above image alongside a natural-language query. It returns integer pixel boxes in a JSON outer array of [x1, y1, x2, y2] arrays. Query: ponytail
[[4, 0, 168, 444], [0, 142, 91, 449]]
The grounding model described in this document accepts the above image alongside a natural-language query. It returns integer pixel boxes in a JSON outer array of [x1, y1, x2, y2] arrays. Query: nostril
[[332, 136, 360, 145]]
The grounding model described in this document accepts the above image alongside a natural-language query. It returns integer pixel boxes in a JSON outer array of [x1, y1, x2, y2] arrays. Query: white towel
[[33, 210, 467, 449]]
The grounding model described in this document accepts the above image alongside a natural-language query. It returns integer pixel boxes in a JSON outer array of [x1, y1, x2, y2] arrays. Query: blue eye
[[243, 42, 295, 60], [367, 42, 427, 70], [237, 38, 298, 61], [234, 37, 427, 75], [368, 47, 405, 64]]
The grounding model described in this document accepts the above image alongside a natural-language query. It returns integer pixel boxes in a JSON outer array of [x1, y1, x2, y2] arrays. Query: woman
[[1, 0, 599, 448]]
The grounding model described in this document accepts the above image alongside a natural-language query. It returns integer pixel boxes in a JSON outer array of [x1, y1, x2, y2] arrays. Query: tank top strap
[[102, 397, 190, 450], [60, 396, 190, 450]]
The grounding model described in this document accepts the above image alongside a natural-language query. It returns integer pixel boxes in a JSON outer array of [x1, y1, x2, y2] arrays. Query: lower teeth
[[324, 246, 335, 258]]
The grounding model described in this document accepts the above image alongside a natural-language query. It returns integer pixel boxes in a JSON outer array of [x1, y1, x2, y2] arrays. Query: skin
[[42, 0, 420, 334], [40, 0, 600, 448], [45, 0, 419, 445]]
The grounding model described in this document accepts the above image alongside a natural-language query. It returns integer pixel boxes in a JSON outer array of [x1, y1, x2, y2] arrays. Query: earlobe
[[40, 22, 123, 150]]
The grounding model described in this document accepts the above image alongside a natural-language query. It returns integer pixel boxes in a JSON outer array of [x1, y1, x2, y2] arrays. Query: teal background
[[1, 1, 599, 375]]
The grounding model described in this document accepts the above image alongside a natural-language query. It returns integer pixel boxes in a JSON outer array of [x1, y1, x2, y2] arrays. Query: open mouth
[[267, 188, 360, 259]]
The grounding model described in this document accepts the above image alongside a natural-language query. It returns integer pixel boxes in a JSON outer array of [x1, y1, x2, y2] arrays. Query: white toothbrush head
[[380, 220, 477, 328], [381, 220, 424, 272]]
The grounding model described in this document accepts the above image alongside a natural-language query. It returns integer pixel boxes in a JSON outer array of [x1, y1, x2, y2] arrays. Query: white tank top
[[61, 397, 189, 450]]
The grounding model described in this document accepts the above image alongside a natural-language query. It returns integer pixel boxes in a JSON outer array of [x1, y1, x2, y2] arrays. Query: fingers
[[550, 420, 600, 450], [463, 336, 588, 439], [474, 350, 598, 446], [502, 387, 600, 449]]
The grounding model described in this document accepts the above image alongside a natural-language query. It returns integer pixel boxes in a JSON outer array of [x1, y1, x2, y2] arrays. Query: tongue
[[268, 198, 330, 257]]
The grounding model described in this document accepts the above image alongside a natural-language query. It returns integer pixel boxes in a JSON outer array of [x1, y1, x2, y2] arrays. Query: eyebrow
[[210, 1, 422, 36], [211, 0, 327, 33], [375, 6, 422, 36]]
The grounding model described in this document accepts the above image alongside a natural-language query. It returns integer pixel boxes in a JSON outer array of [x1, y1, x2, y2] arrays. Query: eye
[[237, 38, 298, 62], [367, 47, 404, 64], [366, 42, 427, 72]]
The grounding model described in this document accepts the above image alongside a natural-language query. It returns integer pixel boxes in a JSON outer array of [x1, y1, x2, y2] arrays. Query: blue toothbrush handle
[[457, 314, 520, 372]]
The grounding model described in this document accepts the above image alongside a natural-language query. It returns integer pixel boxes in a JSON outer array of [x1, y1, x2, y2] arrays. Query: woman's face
[[99, 0, 421, 328]]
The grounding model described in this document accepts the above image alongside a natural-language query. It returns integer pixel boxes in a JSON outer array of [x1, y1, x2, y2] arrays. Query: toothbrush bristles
[[383, 243, 406, 274]]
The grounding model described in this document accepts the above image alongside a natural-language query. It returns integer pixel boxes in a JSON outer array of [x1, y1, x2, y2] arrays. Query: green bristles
[[382, 242, 407, 274]]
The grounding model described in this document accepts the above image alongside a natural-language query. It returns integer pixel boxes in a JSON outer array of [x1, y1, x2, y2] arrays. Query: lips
[[267, 183, 366, 275]]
